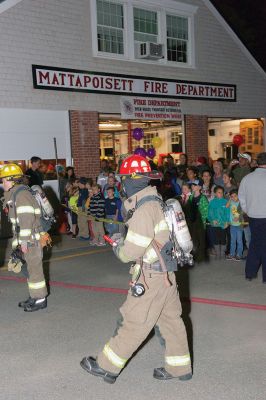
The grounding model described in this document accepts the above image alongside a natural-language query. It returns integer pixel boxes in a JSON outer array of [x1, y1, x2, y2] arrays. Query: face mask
[[122, 176, 149, 198]]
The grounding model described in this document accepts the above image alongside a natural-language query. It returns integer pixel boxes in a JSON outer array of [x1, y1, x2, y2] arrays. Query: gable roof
[[203, 0, 266, 80], [0, 0, 23, 14]]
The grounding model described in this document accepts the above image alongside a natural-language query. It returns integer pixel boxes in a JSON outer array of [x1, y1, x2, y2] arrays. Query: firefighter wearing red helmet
[[80, 154, 192, 383]]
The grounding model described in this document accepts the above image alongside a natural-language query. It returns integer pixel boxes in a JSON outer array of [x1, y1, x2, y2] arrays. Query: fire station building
[[0, 0, 266, 184]]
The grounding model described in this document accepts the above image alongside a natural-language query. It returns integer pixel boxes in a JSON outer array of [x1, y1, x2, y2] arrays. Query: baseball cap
[[189, 179, 203, 187], [78, 177, 88, 185], [237, 153, 251, 163]]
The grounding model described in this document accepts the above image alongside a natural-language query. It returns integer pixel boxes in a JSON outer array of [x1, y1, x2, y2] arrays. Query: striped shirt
[[89, 192, 105, 218]]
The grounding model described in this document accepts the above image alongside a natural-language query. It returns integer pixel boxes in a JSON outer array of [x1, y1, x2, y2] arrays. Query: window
[[92, 0, 196, 67], [171, 131, 183, 152], [167, 15, 188, 63], [143, 132, 158, 150], [97, 0, 124, 54], [134, 8, 158, 43]]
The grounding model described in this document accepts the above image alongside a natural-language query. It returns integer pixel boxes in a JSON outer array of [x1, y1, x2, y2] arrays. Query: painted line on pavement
[[0, 275, 265, 311], [0, 248, 110, 271]]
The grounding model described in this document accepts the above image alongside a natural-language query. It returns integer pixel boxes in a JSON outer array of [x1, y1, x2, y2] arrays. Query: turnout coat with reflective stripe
[[4, 185, 43, 248], [118, 185, 170, 264]]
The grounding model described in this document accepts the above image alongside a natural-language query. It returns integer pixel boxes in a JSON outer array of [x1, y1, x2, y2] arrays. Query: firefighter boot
[[24, 297, 47, 312], [153, 368, 192, 381], [18, 297, 32, 308], [80, 356, 118, 384]]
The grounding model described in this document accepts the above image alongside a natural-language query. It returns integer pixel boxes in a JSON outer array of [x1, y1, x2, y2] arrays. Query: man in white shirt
[[238, 152, 266, 283]]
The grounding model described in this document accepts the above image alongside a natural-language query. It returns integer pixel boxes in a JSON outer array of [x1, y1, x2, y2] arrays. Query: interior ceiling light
[[99, 122, 123, 128]]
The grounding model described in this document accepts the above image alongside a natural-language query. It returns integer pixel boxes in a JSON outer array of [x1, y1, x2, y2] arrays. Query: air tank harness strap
[[151, 240, 172, 288]]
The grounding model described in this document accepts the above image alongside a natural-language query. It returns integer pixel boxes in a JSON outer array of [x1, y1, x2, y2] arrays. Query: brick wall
[[185, 115, 208, 163], [70, 111, 100, 180]]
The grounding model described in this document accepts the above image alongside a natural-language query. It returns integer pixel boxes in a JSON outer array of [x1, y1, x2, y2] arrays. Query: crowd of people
[[60, 152, 255, 263]]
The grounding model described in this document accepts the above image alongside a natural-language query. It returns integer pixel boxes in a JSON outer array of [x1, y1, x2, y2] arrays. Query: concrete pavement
[[0, 235, 265, 400]]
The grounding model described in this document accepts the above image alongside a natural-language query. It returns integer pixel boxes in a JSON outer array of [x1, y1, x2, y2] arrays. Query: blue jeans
[[105, 215, 119, 235], [230, 225, 243, 257]]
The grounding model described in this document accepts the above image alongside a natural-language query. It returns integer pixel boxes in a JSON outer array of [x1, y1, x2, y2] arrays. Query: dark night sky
[[210, 0, 266, 70]]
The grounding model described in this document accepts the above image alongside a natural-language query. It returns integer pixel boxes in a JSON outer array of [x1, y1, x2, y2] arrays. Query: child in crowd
[[104, 187, 119, 235], [179, 183, 192, 223], [208, 186, 229, 258], [103, 176, 120, 199], [89, 184, 106, 246], [69, 185, 79, 239], [189, 180, 209, 262], [226, 189, 244, 261], [85, 178, 94, 240], [223, 172, 237, 199], [201, 170, 215, 202], [77, 177, 89, 240]]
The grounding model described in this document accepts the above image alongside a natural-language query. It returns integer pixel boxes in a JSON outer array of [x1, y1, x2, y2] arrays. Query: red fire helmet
[[119, 155, 151, 176]]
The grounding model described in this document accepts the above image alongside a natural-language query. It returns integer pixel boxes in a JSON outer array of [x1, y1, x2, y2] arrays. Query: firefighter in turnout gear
[[80, 155, 192, 383], [0, 164, 48, 312]]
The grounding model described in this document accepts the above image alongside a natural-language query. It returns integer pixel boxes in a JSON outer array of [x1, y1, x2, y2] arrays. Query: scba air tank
[[165, 198, 193, 255]]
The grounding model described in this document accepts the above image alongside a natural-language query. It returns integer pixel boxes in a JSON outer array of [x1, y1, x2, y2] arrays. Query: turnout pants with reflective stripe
[[97, 272, 191, 377], [24, 244, 47, 299]]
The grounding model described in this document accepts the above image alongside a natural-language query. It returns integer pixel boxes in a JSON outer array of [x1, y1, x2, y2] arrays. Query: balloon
[[152, 137, 162, 148], [132, 127, 144, 141], [147, 147, 156, 159], [232, 134, 244, 147], [134, 147, 147, 157]]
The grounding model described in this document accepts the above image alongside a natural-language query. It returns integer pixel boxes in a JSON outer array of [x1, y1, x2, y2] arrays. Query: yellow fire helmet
[[0, 163, 24, 180]]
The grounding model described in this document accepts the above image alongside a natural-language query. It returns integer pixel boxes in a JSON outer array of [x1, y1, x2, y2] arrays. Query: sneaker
[[24, 297, 47, 312], [226, 255, 235, 260], [234, 256, 244, 262], [96, 242, 106, 247], [89, 241, 97, 246], [153, 368, 192, 381], [80, 356, 118, 384], [79, 236, 90, 241]]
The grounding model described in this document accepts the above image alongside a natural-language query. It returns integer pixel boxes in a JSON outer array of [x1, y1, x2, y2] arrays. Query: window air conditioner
[[136, 42, 164, 60]]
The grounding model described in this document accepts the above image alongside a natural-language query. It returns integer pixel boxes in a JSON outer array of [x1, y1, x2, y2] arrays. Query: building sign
[[120, 96, 182, 120], [32, 65, 236, 101]]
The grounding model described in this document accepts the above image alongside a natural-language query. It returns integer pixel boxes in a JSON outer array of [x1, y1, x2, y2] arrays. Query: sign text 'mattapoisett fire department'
[[32, 65, 236, 101]]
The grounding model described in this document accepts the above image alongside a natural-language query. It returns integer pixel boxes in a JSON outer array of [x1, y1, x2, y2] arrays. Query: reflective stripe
[[35, 208, 41, 215], [10, 217, 19, 224], [12, 238, 21, 247], [35, 233, 41, 240], [103, 343, 127, 369], [154, 219, 168, 234], [143, 247, 158, 263], [28, 280, 46, 290], [165, 354, 191, 367], [17, 206, 35, 214], [126, 230, 152, 248], [19, 229, 32, 237]]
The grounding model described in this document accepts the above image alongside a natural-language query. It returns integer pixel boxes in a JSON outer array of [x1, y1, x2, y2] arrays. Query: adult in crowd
[[238, 152, 266, 283], [196, 156, 211, 175], [177, 153, 188, 180], [25, 156, 43, 187], [228, 153, 251, 187], [212, 160, 224, 187]]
